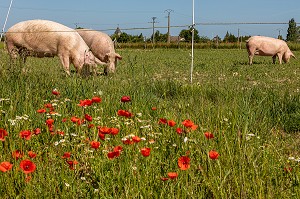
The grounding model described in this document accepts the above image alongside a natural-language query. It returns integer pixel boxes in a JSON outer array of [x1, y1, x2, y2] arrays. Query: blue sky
[[1, 0, 300, 39]]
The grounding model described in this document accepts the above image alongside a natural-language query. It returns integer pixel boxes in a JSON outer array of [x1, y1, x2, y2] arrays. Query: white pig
[[5, 19, 104, 75], [76, 29, 122, 74], [246, 36, 295, 65]]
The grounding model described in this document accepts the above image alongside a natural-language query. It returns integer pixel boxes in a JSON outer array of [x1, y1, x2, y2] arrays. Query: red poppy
[[28, 151, 37, 158], [141, 147, 151, 157], [0, 162, 13, 172], [92, 96, 102, 103], [121, 96, 131, 103], [168, 120, 176, 127], [132, 136, 141, 143], [88, 124, 95, 129], [176, 128, 184, 135], [151, 107, 157, 111], [84, 114, 93, 122], [98, 132, 105, 141], [52, 89, 60, 96], [158, 118, 167, 125], [44, 103, 53, 109], [209, 150, 219, 160], [62, 118, 67, 122], [33, 128, 41, 135], [20, 159, 36, 174], [98, 126, 111, 134], [182, 119, 198, 130], [37, 109, 46, 113], [66, 160, 78, 170], [0, 128, 8, 141], [167, 172, 178, 179], [46, 118, 54, 126], [90, 141, 101, 149], [114, 146, 123, 153], [19, 130, 32, 140], [110, 128, 119, 135], [122, 138, 134, 145], [62, 152, 71, 159], [70, 116, 81, 125], [178, 156, 190, 170], [12, 150, 23, 160], [117, 109, 133, 118], [107, 151, 116, 159], [284, 166, 293, 173], [78, 99, 93, 107], [204, 132, 214, 139]]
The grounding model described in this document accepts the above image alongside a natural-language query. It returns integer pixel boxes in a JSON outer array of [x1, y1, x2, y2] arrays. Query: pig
[[246, 36, 295, 65], [5, 19, 104, 75], [76, 29, 122, 74]]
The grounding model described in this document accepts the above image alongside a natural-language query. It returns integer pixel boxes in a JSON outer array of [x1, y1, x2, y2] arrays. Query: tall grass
[[0, 48, 299, 198]]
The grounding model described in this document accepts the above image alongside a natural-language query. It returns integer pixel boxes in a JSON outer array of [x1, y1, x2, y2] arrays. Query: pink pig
[[5, 19, 104, 75], [246, 36, 295, 65]]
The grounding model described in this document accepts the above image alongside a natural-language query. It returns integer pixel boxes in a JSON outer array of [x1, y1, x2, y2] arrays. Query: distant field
[[0, 48, 299, 198]]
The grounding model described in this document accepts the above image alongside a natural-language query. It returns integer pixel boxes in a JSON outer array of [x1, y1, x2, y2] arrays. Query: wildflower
[[20, 159, 36, 174], [0, 128, 8, 141], [140, 147, 151, 157], [168, 120, 176, 127], [33, 128, 41, 135], [204, 132, 214, 139], [209, 150, 219, 160], [66, 160, 78, 170], [117, 109, 133, 118], [98, 132, 105, 141], [132, 136, 141, 143], [158, 118, 167, 125], [37, 109, 47, 113], [90, 141, 101, 149], [178, 156, 191, 170], [98, 126, 111, 134], [182, 119, 198, 130], [0, 162, 13, 172], [176, 128, 184, 135], [78, 99, 93, 107], [91, 96, 102, 103], [110, 128, 119, 135], [52, 89, 60, 96], [122, 138, 134, 145], [19, 130, 32, 140], [121, 96, 131, 103], [28, 151, 37, 158], [107, 147, 122, 159], [167, 172, 178, 179], [46, 118, 54, 126], [12, 150, 23, 160], [62, 152, 71, 159], [284, 166, 293, 173], [151, 107, 157, 111], [84, 114, 93, 122]]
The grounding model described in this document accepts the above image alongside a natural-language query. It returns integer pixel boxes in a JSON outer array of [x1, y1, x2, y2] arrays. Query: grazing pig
[[76, 29, 122, 74], [5, 19, 103, 75], [246, 36, 295, 65]]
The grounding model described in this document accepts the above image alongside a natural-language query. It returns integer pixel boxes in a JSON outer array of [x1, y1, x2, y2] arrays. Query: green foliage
[[287, 18, 298, 42], [0, 49, 300, 198], [179, 27, 200, 42]]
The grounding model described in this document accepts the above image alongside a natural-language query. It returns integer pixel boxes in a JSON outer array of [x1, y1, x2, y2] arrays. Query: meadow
[[0, 46, 299, 198]]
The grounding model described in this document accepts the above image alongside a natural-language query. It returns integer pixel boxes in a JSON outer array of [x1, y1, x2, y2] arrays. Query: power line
[[165, 9, 173, 43]]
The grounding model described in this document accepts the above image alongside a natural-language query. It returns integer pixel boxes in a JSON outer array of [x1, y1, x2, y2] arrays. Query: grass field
[[0, 46, 300, 198]]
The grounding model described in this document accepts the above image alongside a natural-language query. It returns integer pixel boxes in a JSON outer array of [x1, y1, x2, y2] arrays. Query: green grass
[[0, 48, 300, 198]]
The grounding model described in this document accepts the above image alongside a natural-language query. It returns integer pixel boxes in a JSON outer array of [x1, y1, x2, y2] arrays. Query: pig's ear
[[115, 53, 122, 60], [95, 57, 106, 65]]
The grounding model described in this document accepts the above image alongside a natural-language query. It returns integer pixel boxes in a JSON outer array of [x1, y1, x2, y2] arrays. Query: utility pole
[[165, 9, 173, 44], [151, 17, 157, 44]]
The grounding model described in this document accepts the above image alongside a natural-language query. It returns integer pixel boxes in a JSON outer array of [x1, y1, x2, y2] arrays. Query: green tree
[[179, 27, 200, 42], [223, 31, 238, 42], [286, 18, 298, 42]]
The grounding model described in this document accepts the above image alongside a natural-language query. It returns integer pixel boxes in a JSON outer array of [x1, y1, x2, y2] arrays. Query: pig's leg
[[59, 55, 71, 75], [277, 53, 283, 64], [272, 55, 277, 64]]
